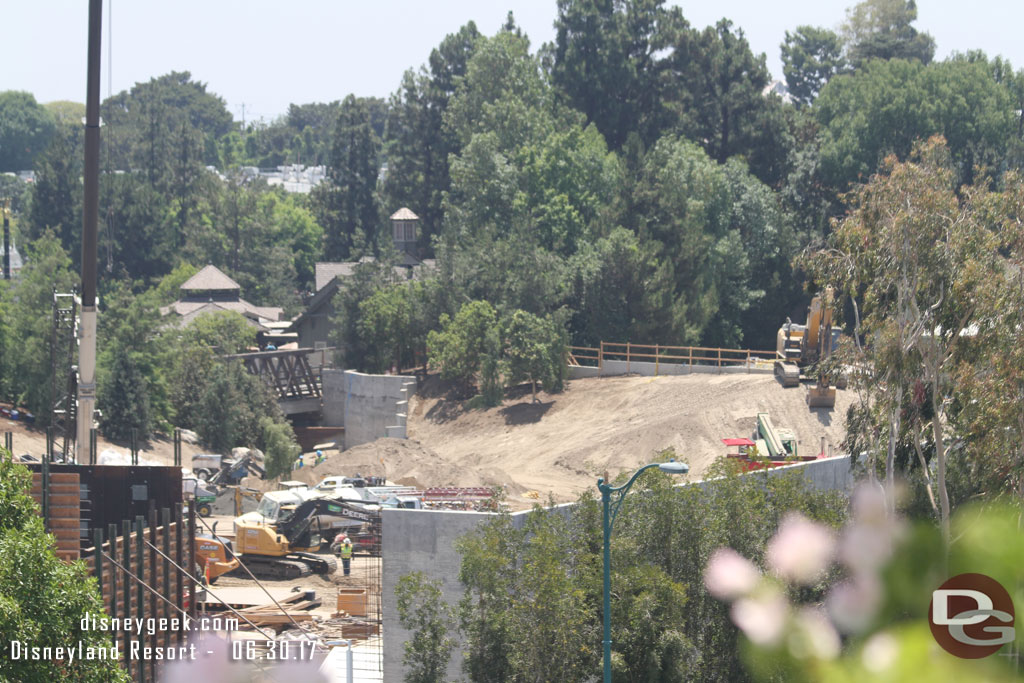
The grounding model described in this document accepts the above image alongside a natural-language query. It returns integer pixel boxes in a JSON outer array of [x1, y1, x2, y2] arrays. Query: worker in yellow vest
[[339, 538, 353, 575]]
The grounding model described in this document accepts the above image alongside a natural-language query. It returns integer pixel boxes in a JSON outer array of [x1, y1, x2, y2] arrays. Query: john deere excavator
[[229, 497, 379, 579], [774, 286, 840, 408]]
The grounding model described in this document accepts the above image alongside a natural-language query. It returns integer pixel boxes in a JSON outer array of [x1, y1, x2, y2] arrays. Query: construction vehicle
[[774, 286, 840, 408], [195, 526, 240, 583], [183, 475, 218, 517], [721, 413, 819, 471], [231, 495, 379, 579], [192, 452, 266, 484]]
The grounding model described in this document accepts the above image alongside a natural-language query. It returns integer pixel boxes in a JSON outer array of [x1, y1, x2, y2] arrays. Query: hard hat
[[316, 450, 323, 456]]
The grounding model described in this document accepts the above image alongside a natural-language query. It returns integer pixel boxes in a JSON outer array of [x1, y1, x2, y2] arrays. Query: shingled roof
[[390, 207, 419, 221], [180, 265, 240, 292]]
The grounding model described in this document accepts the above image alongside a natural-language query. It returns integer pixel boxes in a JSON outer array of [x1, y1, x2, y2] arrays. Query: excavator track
[[293, 552, 338, 576], [239, 558, 313, 581], [774, 360, 800, 387]]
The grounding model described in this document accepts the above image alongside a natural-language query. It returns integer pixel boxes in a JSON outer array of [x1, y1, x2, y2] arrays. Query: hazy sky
[[7, 1, 1024, 123]]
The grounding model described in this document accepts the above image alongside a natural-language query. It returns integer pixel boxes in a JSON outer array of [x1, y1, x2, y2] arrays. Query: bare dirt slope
[[406, 373, 854, 506]]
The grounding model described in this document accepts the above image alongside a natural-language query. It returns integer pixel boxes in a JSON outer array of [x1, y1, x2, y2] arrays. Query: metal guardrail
[[568, 341, 777, 370]]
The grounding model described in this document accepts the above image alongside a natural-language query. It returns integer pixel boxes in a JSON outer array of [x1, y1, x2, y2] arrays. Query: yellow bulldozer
[[774, 286, 840, 408]]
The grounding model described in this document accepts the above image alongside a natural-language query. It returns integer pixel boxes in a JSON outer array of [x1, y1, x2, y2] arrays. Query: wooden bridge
[[225, 348, 325, 415]]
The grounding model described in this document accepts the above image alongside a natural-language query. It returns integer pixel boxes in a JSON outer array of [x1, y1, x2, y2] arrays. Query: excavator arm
[[275, 498, 378, 549]]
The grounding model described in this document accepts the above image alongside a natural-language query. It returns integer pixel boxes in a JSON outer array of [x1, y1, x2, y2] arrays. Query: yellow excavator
[[774, 286, 839, 408]]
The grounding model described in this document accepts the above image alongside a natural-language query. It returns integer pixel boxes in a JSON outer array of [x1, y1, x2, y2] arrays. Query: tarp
[[721, 438, 755, 447]]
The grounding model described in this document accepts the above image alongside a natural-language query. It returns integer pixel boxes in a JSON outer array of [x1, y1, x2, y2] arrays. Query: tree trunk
[[931, 376, 951, 547], [886, 383, 902, 514]]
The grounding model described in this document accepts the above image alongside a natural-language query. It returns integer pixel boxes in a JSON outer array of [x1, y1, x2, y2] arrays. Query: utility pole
[[77, 0, 102, 463]]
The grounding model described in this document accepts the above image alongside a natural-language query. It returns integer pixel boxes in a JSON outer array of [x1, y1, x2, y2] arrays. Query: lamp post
[[598, 459, 689, 682]]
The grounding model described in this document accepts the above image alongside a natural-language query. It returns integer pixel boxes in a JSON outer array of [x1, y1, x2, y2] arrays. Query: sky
[[6, 1, 1024, 124]]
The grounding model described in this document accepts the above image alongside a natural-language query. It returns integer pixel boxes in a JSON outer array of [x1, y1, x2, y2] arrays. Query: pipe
[[77, 0, 102, 462]]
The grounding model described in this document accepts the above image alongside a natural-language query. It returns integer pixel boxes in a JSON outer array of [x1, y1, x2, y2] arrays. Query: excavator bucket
[[807, 385, 836, 409]]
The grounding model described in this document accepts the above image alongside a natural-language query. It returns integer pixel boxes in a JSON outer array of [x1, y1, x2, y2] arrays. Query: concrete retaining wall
[[321, 369, 347, 427], [341, 370, 415, 450], [569, 358, 774, 379], [382, 454, 853, 680]]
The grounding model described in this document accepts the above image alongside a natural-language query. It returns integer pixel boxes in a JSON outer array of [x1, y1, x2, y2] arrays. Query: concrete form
[[335, 370, 415, 450]]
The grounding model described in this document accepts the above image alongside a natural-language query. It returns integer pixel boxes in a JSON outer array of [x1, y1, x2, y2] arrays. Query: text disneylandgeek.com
[[6, 615, 316, 662]]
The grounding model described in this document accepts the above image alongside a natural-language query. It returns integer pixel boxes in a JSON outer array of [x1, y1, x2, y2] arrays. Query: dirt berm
[[401, 373, 854, 506]]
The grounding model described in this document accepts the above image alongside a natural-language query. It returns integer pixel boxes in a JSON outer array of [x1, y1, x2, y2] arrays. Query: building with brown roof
[[160, 265, 284, 330]]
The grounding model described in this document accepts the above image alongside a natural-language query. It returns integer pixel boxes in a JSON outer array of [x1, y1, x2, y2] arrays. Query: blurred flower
[[766, 513, 836, 585], [826, 575, 882, 634], [861, 632, 899, 673], [704, 547, 761, 601], [731, 590, 789, 647], [788, 607, 840, 660]]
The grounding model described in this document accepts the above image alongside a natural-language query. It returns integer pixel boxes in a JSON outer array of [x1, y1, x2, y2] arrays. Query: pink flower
[[766, 513, 836, 585], [704, 547, 761, 601], [789, 608, 840, 660], [826, 576, 882, 634], [731, 591, 789, 647]]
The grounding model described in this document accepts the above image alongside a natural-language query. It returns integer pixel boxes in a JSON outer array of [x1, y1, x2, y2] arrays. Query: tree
[[503, 310, 567, 403], [781, 26, 847, 107], [383, 22, 482, 253], [0, 91, 56, 172], [841, 0, 935, 68], [193, 360, 279, 455], [261, 417, 301, 480], [0, 456, 128, 682], [426, 300, 498, 391], [550, 0, 687, 149], [2, 234, 77, 420], [98, 343, 152, 443], [26, 125, 82, 258], [313, 95, 383, 260], [808, 137, 1002, 544], [814, 57, 1015, 190], [395, 571, 456, 683]]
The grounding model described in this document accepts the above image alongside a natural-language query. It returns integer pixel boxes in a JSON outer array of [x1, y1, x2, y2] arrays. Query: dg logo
[[929, 573, 1016, 658]]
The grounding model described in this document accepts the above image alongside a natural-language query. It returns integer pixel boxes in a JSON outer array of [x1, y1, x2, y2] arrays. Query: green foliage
[[178, 311, 256, 355], [395, 571, 456, 683], [357, 280, 431, 373], [815, 56, 1016, 190], [502, 309, 567, 402], [194, 360, 278, 455], [313, 95, 383, 260], [26, 125, 83, 259], [841, 0, 935, 69], [426, 300, 498, 389], [0, 457, 128, 682], [261, 417, 301, 480], [0, 91, 57, 172], [0, 233, 77, 420], [455, 464, 845, 682], [781, 26, 847, 107]]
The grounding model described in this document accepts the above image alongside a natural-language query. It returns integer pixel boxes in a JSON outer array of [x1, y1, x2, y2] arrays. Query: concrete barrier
[[339, 371, 415, 450], [568, 358, 774, 379]]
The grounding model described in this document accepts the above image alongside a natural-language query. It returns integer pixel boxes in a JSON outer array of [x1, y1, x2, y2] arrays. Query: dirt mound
[[287, 438, 521, 494], [407, 373, 854, 506]]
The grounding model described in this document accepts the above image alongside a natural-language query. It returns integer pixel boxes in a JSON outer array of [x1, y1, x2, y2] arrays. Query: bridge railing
[[568, 341, 777, 371]]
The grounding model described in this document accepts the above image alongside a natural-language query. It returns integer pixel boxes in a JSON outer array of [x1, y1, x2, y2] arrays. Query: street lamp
[[598, 459, 689, 682]]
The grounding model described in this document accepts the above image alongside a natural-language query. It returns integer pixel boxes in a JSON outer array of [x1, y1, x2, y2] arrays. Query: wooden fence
[[30, 471, 81, 562], [569, 341, 777, 371]]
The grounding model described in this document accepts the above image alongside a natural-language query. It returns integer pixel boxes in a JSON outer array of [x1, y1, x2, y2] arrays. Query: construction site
[[3, 278, 855, 682]]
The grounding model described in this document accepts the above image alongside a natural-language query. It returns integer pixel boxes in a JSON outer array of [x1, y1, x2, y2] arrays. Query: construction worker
[[315, 449, 324, 466], [339, 537, 353, 576]]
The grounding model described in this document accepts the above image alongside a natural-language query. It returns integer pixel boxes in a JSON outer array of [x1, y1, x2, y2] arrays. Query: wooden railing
[[568, 341, 777, 371]]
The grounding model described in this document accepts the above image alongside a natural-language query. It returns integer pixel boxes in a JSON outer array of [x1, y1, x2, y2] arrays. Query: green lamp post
[[598, 459, 689, 682]]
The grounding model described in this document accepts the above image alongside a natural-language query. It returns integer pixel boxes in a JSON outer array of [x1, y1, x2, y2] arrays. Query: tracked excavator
[[774, 286, 840, 408], [228, 497, 380, 579]]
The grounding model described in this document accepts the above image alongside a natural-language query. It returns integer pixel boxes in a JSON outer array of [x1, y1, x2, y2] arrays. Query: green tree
[[0, 91, 57, 172], [383, 22, 482, 253], [0, 456, 128, 682], [503, 309, 567, 403], [357, 281, 431, 373], [2, 234, 77, 420], [98, 342, 151, 443], [261, 417, 301, 480], [781, 26, 847, 107], [550, 0, 687, 149], [426, 300, 498, 391], [313, 95, 383, 260], [814, 57, 1015, 190], [194, 360, 279, 455], [841, 0, 935, 68], [395, 571, 456, 683], [26, 125, 82, 258]]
